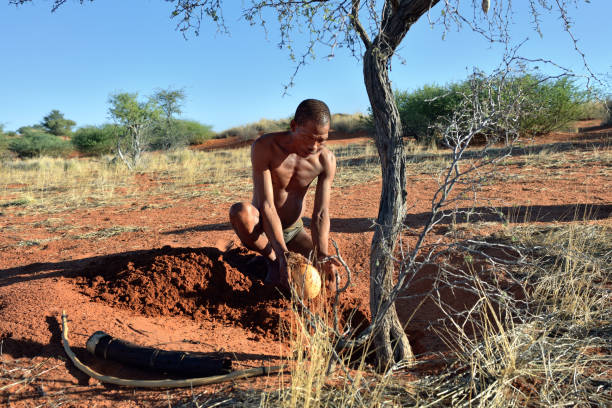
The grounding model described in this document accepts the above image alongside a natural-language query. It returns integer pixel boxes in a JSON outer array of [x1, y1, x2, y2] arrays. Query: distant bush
[[394, 84, 463, 143], [149, 119, 215, 149], [331, 113, 370, 134], [71, 124, 119, 156], [17, 125, 45, 134], [0, 125, 18, 160], [9, 128, 72, 158], [177, 120, 215, 145], [387, 73, 590, 145], [516, 75, 587, 135], [216, 117, 291, 141], [0, 126, 8, 158], [576, 100, 609, 121], [41, 109, 76, 136], [217, 113, 370, 141]]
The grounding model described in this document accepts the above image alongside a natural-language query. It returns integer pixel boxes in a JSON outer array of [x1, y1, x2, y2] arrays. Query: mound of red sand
[[75, 246, 290, 337], [74, 246, 369, 339]]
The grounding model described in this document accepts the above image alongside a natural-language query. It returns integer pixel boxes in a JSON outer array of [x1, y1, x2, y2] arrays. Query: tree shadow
[[404, 203, 611, 229], [396, 250, 526, 357], [0, 248, 168, 288], [161, 222, 232, 235], [320, 203, 610, 235], [0, 246, 263, 289], [154, 203, 610, 239]]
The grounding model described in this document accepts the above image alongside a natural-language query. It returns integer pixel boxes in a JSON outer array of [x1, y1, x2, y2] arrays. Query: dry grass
[[11, 126, 605, 216], [412, 223, 611, 407], [73, 225, 146, 240], [171, 221, 611, 407], [0, 156, 134, 213], [0, 148, 254, 214], [0, 141, 400, 215], [179, 293, 416, 408], [1, 131, 610, 406]]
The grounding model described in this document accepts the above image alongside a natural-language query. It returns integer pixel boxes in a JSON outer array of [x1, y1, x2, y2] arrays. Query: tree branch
[[350, 0, 372, 48]]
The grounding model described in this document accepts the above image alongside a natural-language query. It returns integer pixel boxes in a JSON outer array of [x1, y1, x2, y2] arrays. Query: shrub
[[9, 128, 72, 158], [0, 128, 8, 158], [331, 113, 370, 134], [387, 73, 591, 145], [71, 124, 119, 156], [177, 120, 215, 145], [576, 99, 609, 121], [516, 75, 588, 135], [394, 84, 463, 143], [149, 119, 215, 149], [41, 109, 76, 136]]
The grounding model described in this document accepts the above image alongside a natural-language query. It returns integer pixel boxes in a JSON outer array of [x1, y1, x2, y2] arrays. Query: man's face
[[291, 119, 330, 158]]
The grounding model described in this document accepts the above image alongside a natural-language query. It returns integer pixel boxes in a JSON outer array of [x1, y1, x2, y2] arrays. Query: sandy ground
[[0, 126, 610, 407]]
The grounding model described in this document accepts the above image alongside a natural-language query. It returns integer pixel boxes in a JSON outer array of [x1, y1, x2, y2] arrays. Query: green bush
[[516, 75, 587, 135], [0, 128, 8, 158], [71, 124, 119, 156], [576, 100, 609, 121], [177, 120, 215, 145], [149, 119, 215, 149], [386, 73, 590, 145], [41, 109, 76, 136], [394, 84, 463, 143], [9, 128, 72, 158]]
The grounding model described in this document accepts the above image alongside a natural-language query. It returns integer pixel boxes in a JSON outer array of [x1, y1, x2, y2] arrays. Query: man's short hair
[[294, 99, 331, 126]]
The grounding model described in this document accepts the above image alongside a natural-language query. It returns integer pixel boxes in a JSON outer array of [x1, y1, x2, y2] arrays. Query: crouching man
[[229, 99, 339, 287]]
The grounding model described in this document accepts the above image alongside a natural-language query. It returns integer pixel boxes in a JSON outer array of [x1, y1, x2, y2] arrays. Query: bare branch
[[350, 0, 372, 48]]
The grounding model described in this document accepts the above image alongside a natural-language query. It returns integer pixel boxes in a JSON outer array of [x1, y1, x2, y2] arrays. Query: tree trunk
[[363, 46, 414, 370]]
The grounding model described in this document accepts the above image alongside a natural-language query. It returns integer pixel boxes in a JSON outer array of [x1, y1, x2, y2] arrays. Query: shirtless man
[[229, 99, 338, 287]]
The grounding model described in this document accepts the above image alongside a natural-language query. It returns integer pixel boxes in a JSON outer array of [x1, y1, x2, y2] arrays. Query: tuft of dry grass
[[414, 223, 611, 407], [73, 225, 147, 240]]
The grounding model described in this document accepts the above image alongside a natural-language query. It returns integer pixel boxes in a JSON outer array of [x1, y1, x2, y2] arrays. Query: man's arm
[[251, 140, 288, 262], [311, 148, 336, 260]]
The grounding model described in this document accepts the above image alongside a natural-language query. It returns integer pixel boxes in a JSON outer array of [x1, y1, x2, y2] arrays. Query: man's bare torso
[[251, 131, 329, 227]]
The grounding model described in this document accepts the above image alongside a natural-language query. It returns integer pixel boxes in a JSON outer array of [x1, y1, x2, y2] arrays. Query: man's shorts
[[283, 218, 304, 244]]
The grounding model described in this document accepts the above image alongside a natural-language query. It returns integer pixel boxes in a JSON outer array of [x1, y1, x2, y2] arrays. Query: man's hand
[[317, 257, 343, 291], [264, 252, 289, 289], [277, 252, 289, 289]]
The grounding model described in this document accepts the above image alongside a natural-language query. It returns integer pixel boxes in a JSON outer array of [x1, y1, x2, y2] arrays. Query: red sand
[[74, 246, 368, 340], [0, 126, 610, 406]]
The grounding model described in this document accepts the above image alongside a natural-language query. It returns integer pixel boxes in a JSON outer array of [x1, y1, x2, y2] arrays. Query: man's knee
[[229, 202, 258, 228]]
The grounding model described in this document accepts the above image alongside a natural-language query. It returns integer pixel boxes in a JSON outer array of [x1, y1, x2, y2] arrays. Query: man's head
[[290, 99, 331, 157], [293, 99, 331, 127]]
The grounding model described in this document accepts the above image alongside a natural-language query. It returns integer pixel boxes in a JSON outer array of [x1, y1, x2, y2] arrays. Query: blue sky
[[1, 1, 610, 132]]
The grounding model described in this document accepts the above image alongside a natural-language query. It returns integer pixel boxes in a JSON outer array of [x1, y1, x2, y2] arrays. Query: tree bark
[[363, 44, 414, 370]]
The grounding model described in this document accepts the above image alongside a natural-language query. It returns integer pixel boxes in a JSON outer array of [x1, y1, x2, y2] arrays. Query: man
[[229, 99, 339, 287]]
